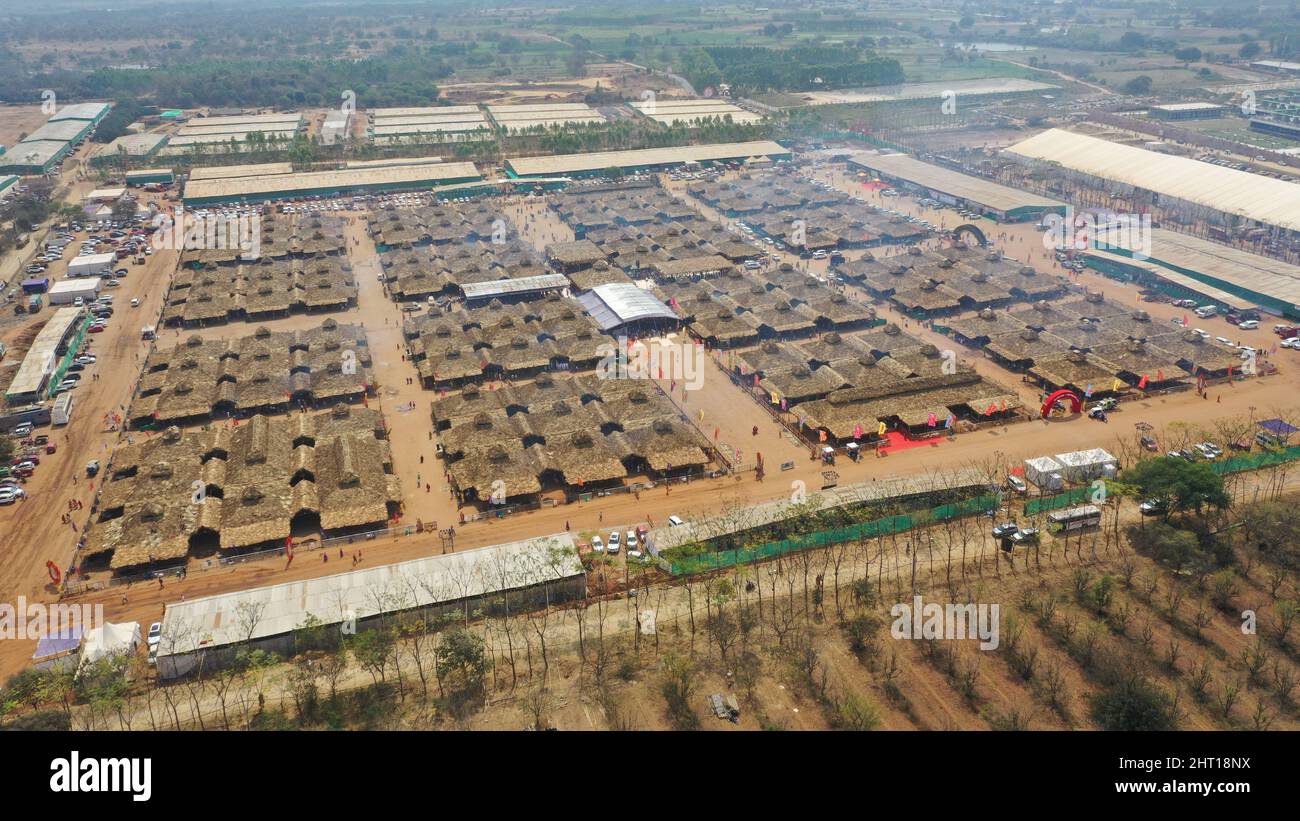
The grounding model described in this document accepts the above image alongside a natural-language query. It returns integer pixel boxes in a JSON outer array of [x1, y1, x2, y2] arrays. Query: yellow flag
[[1111, 378, 1123, 391], [877, 421, 887, 436]]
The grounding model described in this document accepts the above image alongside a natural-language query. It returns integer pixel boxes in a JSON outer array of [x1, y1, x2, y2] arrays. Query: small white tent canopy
[[77, 621, 141, 675]]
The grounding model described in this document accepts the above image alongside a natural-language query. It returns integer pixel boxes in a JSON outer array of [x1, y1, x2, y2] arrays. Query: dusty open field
[[0, 104, 49, 147]]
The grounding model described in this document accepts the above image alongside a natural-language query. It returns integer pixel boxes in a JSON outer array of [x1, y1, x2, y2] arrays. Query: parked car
[[1139, 499, 1167, 516], [1194, 443, 1222, 460], [991, 522, 1020, 539], [1006, 475, 1028, 494], [1009, 527, 1039, 544], [1139, 435, 1159, 451]]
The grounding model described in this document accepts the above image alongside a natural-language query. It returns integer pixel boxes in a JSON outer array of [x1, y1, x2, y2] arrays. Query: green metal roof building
[[504, 141, 793, 179], [125, 167, 176, 185], [1, 102, 112, 175], [182, 161, 482, 205], [0, 140, 75, 175]]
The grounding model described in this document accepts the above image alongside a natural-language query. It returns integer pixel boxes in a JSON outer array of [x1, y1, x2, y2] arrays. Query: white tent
[[77, 621, 141, 675], [1054, 448, 1118, 483], [1024, 456, 1064, 490]]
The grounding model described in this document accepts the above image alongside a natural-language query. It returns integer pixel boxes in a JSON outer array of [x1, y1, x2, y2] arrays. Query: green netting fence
[[664, 494, 999, 575], [1024, 486, 1094, 516], [1209, 445, 1300, 475], [813, 129, 911, 154]]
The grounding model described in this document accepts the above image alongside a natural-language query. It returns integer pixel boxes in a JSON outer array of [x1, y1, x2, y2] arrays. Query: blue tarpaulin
[[1258, 419, 1299, 436], [32, 626, 82, 660]]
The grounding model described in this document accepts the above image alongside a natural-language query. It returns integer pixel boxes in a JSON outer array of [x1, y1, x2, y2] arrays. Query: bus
[[1048, 504, 1103, 532], [52, 392, 75, 426]]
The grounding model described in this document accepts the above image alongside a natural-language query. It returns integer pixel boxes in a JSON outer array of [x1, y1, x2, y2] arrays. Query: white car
[[607, 531, 620, 554], [1237, 320, 1259, 330], [1281, 337, 1300, 349], [590, 535, 603, 552], [147, 622, 162, 652], [667, 515, 685, 526], [625, 530, 638, 551], [0, 487, 26, 505]]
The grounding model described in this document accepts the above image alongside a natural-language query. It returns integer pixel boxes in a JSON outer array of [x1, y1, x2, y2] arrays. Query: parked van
[[1194, 305, 1218, 319]]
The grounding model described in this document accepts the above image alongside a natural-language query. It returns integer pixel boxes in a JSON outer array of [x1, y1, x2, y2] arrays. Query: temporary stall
[[31, 626, 83, 672], [77, 621, 141, 676], [1023, 455, 1065, 490], [48, 277, 102, 305], [1053, 448, 1118, 484], [67, 253, 115, 278]]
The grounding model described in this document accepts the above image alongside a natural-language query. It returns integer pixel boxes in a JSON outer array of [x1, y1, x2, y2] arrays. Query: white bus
[[1047, 504, 1102, 532], [52, 391, 74, 426]]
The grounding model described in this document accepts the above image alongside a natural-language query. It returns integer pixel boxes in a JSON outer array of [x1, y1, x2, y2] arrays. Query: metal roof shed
[[576, 283, 678, 331], [460, 274, 570, 303], [157, 533, 584, 677]]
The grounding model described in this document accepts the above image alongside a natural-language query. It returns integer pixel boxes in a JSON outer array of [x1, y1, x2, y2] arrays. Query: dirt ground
[[0, 104, 49, 147], [3, 170, 1299, 683]]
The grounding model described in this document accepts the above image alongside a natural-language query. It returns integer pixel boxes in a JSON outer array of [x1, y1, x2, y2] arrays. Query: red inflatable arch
[[1040, 389, 1082, 419]]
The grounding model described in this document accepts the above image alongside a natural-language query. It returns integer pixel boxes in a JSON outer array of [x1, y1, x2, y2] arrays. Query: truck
[[51, 392, 74, 426], [27, 294, 42, 312]]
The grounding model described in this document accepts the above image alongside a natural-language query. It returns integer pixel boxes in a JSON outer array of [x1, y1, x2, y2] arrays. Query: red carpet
[[877, 430, 944, 454]]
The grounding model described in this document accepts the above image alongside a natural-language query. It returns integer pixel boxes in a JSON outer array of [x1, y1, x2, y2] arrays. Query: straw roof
[[90, 408, 399, 570]]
